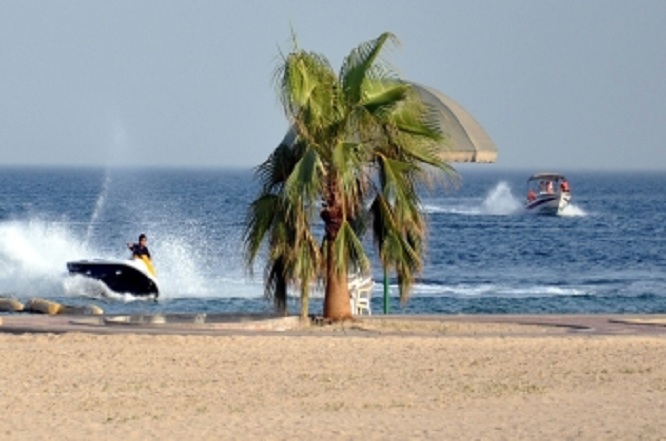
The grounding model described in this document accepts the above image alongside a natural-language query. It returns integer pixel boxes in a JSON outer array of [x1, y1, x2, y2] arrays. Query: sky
[[1, 1, 665, 171]]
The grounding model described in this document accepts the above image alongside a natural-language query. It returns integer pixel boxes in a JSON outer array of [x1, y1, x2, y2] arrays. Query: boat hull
[[66, 259, 159, 298], [525, 192, 571, 215]]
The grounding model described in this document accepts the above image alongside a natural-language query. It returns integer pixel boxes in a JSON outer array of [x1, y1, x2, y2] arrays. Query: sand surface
[[1, 317, 666, 440]]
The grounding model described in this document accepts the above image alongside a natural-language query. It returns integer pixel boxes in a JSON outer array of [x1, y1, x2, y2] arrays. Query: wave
[[408, 281, 588, 298], [422, 204, 484, 216]]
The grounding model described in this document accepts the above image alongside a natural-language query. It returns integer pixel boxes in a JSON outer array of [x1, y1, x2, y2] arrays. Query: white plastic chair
[[348, 274, 374, 315]]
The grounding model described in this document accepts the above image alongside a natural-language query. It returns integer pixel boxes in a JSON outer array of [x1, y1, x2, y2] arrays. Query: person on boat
[[560, 178, 570, 193], [527, 189, 536, 201], [546, 181, 554, 193], [127, 234, 156, 276]]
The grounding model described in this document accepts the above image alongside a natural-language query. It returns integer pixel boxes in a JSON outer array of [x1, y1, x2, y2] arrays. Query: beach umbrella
[[410, 82, 498, 163]]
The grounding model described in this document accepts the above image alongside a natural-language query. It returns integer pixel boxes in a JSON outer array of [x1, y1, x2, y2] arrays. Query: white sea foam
[[408, 281, 587, 298], [559, 203, 587, 217], [423, 182, 523, 216], [0, 219, 90, 297], [479, 181, 524, 215]]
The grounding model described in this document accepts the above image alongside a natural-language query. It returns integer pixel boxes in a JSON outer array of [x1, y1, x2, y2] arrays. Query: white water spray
[[0, 219, 91, 297], [480, 181, 523, 215], [84, 172, 112, 247], [559, 203, 587, 217]]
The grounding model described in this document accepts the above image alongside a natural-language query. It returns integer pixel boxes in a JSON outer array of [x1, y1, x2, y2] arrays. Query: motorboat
[[66, 257, 159, 298], [525, 173, 571, 215]]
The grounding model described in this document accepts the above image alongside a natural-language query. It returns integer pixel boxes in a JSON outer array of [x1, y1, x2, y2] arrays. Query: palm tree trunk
[[323, 238, 352, 320], [321, 173, 352, 321], [300, 285, 310, 322]]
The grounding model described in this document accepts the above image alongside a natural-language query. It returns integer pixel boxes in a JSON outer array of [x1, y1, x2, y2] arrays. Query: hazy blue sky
[[1, 1, 665, 170]]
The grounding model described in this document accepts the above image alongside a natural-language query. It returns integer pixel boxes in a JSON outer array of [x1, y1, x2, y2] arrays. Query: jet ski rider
[[127, 234, 156, 276], [127, 234, 151, 260]]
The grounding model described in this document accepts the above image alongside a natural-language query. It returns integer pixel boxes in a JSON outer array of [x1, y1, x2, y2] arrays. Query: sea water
[[1, 166, 665, 315]]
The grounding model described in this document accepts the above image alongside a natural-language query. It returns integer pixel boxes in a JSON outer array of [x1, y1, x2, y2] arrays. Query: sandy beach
[[1, 315, 666, 440]]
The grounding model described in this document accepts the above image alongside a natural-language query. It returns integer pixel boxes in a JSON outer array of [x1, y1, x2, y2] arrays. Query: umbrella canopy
[[410, 82, 497, 163]]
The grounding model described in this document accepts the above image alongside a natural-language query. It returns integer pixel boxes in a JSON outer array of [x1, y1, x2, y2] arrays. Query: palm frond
[[360, 80, 410, 117], [280, 51, 340, 133], [284, 145, 322, 208], [243, 194, 281, 269], [331, 220, 370, 275], [340, 32, 399, 104], [263, 256, 288, 311], [254, 138, 303, 192]]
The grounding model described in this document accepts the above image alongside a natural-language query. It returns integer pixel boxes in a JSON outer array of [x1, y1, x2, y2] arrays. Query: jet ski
[[66, 257, 159, 298]]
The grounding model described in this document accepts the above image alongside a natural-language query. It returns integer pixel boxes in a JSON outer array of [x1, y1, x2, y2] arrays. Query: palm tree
[[244, 32, 457, 320]]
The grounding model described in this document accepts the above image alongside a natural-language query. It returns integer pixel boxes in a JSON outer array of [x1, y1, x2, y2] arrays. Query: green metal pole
[[383, 266, 389, 314]]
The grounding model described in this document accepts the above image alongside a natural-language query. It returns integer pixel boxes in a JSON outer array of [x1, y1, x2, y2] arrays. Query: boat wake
[[559, 203, 587, 217]]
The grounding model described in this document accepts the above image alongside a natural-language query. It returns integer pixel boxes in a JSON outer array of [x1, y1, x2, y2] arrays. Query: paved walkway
[[2, 313, 666, 336], [435, 314, 666, 336]]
